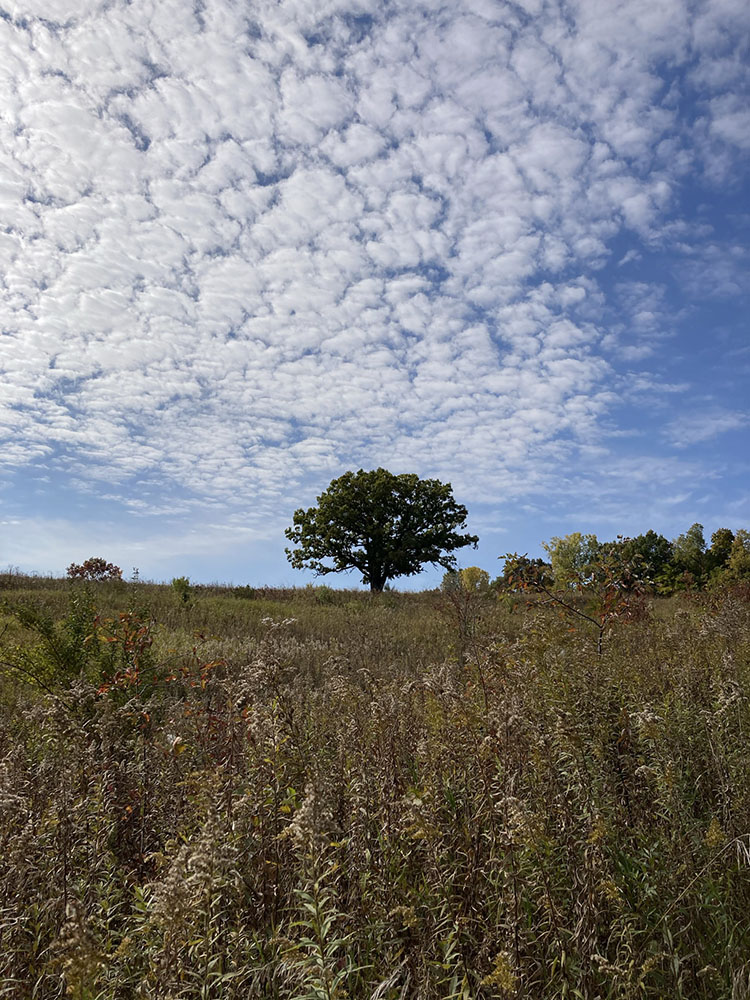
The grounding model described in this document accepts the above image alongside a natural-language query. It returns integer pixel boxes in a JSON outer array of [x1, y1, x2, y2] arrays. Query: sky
[[0, 0, 749, 588]]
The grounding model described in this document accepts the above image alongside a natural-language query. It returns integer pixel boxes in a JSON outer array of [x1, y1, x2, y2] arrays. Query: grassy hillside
[[1, 573, 749, 998]]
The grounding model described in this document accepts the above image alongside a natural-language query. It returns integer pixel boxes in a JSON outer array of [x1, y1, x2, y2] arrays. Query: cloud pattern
[[1, 0, 749, 574]]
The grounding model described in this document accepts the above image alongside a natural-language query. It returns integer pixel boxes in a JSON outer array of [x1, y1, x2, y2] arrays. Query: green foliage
[[4, 588, 100, 691], [171, 575, 193, 604], [728, 529, 750, 579], [285, 468, 478, 591], [709, 528, 735, 570], [2, 589, 163, 706], [542, 532, 600, 587], [285, 875, 361, 1000], [619, 530, 673, 584], [500, 525, 749, 599], [671, 522, 707, 580], [441, 568, 462, 592], [313, 585, 336, 605]]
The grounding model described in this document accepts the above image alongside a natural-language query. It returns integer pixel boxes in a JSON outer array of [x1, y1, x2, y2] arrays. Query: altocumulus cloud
[[0, 0, 749, 579]]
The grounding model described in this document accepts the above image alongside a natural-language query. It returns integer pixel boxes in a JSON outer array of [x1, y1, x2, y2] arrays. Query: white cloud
[[0, 0, 747, 576], [666, 411, 748, 448]]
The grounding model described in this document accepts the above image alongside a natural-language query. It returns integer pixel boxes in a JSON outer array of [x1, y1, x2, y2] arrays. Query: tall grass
[[1, 576, 749, 997]]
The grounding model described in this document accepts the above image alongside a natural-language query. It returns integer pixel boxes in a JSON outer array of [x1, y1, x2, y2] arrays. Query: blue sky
[[0, 0, 748, 588]]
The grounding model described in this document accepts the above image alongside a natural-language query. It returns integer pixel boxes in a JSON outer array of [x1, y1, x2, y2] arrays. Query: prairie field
[[1, 573, 750, 999]]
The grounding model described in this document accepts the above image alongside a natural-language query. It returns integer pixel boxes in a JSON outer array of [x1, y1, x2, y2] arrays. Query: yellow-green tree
[[459, 566, 490, 592], [542, 532, 599, 588], [728, 530, 750, 579]]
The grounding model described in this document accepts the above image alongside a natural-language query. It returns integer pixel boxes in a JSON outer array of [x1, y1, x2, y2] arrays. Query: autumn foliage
[[1, 573, 750, 997], [66, 556, 122, 581]]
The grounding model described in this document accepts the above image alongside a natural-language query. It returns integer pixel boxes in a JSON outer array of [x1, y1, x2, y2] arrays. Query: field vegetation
[[1, 567, 750, 998]]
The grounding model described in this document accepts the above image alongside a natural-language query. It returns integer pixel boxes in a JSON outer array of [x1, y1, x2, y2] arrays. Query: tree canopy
[[285, 468, 478, 591], [619, 530, 673, 584], [499, 522, 750, 598], [671, 522, 707, 578], [728, 530, 750, 579], [442, 566, 491, 593], [541, 532, 600, 587], [708, 528, 735, 570]]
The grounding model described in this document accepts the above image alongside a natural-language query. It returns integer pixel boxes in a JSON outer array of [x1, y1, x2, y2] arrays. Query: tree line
[[493, 524, 750, 595], [285, 468, 750, 594]]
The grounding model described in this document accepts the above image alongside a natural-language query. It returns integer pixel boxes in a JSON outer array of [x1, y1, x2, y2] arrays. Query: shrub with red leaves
[[66, 557, 123, 581]]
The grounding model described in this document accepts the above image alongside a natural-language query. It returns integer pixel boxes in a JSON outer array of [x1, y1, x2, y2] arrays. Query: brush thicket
[[1, 578, 749, 998]]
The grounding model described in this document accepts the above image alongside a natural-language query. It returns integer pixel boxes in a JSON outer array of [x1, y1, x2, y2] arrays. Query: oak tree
[[285, 468, 478, 592]]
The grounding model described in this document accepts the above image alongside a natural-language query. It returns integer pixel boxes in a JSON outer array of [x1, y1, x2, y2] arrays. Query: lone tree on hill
[[285, 468, 478, 592]]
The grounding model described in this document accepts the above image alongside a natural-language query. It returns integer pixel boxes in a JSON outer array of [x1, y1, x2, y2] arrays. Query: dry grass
[[1, 575, 749, 998]]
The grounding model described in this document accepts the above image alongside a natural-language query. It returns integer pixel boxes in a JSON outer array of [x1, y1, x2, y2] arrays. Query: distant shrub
[[171, 576, 192, 604], [459, 566, 490, 592], [232, 584, 256, 600], [315, 584, 336, 605], [66, 557, 122, 581], [441, 566, 490, 593], [441, 569, 462, 592]]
